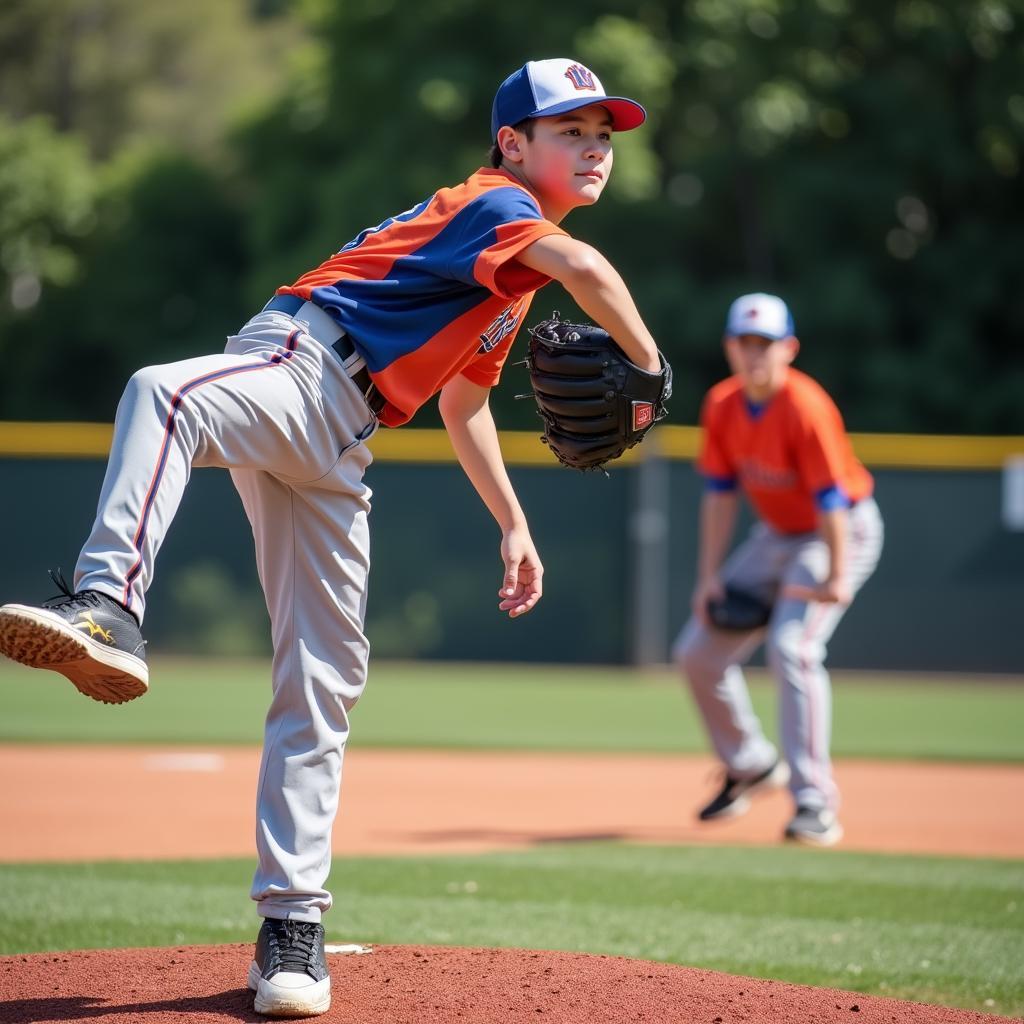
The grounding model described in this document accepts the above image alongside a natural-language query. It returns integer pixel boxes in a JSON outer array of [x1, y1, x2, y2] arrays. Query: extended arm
[[517, 234, 660, 372], [692, 490, 739, 622], [783, 508, 851, 604], [438, 374, 543, 617]]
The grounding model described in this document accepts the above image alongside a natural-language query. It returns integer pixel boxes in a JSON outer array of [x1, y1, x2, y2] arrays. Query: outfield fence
[[1, 422, 1022, 672]]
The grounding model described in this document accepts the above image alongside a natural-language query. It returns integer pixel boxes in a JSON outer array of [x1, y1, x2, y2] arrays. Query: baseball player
[[673, 293, 883, 847], [0, 59, 659, 1017]]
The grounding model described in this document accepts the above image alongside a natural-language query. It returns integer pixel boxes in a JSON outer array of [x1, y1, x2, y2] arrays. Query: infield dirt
[[0, 745, 1021, 861], [2, 745, 1022, 1024], [2, 944, 1019, 1024]]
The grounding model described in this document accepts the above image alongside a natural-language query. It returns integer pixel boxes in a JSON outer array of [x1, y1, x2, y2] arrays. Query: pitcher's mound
[[0, 943, 1009, 1023]]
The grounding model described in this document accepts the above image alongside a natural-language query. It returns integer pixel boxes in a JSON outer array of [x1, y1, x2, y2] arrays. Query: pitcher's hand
[[498, 526, 544, 618], [691, 574, 725, 625]]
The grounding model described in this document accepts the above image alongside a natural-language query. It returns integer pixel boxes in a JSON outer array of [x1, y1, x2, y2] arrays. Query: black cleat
[[698, 758, 790, 821], [0, 571, 148, 704], [784, 806, 844, 847], [247, 919, 331, 1018]]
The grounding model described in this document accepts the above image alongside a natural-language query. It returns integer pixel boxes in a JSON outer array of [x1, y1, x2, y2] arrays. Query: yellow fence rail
[[0, 420, 1021, 470]]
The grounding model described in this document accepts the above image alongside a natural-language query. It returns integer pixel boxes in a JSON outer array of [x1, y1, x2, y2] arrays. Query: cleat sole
[[0, 605, 148, 705]]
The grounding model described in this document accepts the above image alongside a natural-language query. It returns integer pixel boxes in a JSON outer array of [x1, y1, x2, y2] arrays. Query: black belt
[[263, 295, 386, 416]]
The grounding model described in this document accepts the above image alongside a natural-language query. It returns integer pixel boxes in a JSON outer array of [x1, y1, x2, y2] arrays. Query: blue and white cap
[[491, 58, 646, 140], [725, 293, 795, 341]]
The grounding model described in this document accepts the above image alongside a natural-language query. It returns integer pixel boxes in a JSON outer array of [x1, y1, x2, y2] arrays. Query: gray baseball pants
[[673, 498, 884, 812], [74, 306, 378, 921]]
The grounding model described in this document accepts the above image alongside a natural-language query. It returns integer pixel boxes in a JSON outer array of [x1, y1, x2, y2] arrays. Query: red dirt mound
[[0, 944, 1015, 1024]]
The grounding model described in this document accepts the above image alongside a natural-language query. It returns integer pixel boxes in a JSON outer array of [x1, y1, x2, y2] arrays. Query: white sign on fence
[[1002, 455, 1024, 531]]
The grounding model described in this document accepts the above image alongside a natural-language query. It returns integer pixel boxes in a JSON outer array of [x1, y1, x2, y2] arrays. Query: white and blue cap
[[491, 58, 646, 140], [725, 293, 796, 341]]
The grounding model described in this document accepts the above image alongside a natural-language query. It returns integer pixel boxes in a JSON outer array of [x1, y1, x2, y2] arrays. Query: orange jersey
[[698, 369, 873, 534], [279, 168, 566, 427]]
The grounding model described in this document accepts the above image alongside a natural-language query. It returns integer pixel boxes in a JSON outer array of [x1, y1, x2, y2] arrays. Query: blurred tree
[[0, 0, 302, 160], [2, 0, 1021, 432], [159, 561, 272, 656], [1, 148, 247, 419], [0, 115, 96, 321], [231, 0, 1022, 432], [650, 0, 1024, 431]]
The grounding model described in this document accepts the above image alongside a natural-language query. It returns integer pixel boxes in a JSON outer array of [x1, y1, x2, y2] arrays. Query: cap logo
[[632, 401, 654, 431], [564, 64, 597, 92], [746, 309, 758, 318]]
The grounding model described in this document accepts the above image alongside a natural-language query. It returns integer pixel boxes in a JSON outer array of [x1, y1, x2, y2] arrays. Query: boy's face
[[502, 105, 614, 219], [724, 333, 799, 398]]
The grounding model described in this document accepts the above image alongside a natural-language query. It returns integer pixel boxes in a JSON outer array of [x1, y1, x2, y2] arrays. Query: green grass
[[1, 845, 1021, 1016], [1, 657, 1022, 761]]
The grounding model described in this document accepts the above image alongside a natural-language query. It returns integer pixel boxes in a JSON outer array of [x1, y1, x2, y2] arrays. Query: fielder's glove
[[524, 313, 672, 471], [706, 586, 774, 631]]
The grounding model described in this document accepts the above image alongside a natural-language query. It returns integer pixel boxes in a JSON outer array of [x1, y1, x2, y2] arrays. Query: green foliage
[[603, 0, 1024, 430], [229, 0, 1024, 432], [160, 562, 273, 657], [0, 146, 248, 419], [0, 1, 1021, 430], [0, 115, 96, 311], [1, 846, 1022, 1014], [0, 0, 301, 160]]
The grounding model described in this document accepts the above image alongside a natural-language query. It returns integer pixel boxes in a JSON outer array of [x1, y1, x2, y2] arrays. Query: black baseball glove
[[524, 313, 672, 471], [706, 586, 774, 631]]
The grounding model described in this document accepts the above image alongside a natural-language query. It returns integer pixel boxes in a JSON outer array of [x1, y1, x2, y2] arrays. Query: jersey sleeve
[[447, 187, 566, 300], [815, 484, 852, 510], [460, 332, 516, 389], [791, 393, 854, 494], [696, 392, 737, 484]]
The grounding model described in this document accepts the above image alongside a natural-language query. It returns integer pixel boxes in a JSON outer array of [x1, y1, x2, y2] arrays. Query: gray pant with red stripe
[[75, 307, 379, 922], [672, 498, 884, 813]]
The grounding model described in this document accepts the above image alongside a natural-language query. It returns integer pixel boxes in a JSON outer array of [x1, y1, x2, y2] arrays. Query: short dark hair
[[489, 118, 535, 168]]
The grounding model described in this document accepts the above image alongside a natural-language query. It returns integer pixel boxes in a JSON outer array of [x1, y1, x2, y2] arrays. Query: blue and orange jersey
[[278, 168, 566, 427], [698, 369, 873, 534]]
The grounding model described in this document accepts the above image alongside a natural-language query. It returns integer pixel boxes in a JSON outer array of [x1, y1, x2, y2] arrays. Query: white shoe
[[248, 919, 331, 1018], [784, 806, 844, 847]]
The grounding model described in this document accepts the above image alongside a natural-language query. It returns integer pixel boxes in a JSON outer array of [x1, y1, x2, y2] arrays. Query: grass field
[[1, 846, 1021, 1016], [1, 657, 1023, 760], [2, 657, 1023, 1016]]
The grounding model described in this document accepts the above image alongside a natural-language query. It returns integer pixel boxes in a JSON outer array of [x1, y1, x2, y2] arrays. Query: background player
[[0, 59, 660, 1017], [673, 293, 883, 847]]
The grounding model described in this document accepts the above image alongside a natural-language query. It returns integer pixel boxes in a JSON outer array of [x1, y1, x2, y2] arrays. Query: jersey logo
[[74, 613, 114, 645], [478, 302, 524, 353], [632, 401, 654, 432], [564, 64, 597, 92], [738, 458, 798, 489]]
